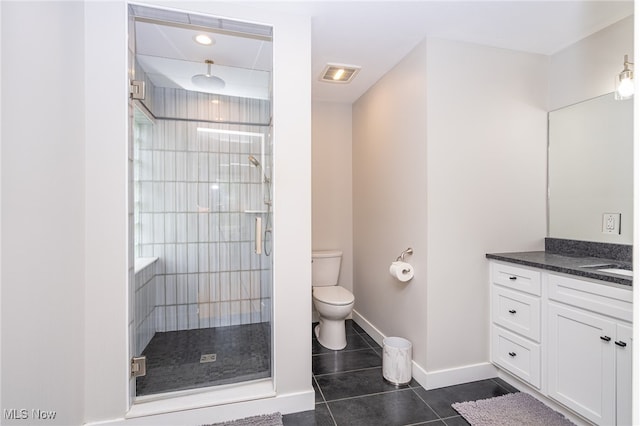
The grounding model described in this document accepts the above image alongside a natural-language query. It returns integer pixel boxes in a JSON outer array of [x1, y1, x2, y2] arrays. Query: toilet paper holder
[[395, 247, 413, 262], [390, 249, 415, 282]]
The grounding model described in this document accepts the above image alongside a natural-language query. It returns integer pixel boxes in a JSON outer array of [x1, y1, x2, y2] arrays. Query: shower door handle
[[255, 217, 262, 255]]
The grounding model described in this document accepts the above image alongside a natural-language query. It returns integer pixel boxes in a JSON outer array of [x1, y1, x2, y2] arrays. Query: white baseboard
[[86, 388, 314, 425], [415, 362, 498, 390], [351, 309, 385, 346], [352, 309, 498, 390]]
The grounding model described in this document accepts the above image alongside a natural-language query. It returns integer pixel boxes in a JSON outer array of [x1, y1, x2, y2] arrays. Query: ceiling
[[135, 1, 634, 104], [135, 20, 272, 100]]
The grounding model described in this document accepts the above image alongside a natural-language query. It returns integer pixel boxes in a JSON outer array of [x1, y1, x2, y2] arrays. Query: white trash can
[[382, 337, 412, 385]]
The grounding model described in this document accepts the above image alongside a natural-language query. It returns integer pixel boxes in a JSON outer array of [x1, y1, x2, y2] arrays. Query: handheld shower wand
[[249, 155, 273, 255], [248, 154, 260, 167], [248, 155, 270, 184]]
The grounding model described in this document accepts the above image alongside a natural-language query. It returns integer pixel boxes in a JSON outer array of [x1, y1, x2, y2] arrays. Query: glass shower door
[[128, 3, 274, 400], [132, 123, 273, 397]]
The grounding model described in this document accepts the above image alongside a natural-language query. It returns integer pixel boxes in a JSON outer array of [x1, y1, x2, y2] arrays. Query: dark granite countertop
[[486, 251, 632, 287]]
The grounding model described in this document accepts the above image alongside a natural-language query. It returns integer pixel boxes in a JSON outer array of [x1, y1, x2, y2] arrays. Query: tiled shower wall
[[134, 81, 273, 336]]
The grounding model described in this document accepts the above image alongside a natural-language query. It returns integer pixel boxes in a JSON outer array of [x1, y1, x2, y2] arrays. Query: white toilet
[[312, 250, 355, 350]]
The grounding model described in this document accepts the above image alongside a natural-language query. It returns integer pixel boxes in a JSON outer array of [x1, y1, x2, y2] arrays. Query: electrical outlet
[[602, 213, 621, 234]]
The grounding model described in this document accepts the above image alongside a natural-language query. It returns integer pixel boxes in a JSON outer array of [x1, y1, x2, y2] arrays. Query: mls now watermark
[[4, 408, 57, 420]]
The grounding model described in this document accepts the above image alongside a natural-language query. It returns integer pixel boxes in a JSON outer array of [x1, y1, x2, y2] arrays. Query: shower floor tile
[[136, 322, 271, 396]]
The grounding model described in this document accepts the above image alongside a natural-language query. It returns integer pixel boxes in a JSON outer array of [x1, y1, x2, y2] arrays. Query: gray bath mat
[[205, 412, 282, 426], [452, 392, 575, 426]]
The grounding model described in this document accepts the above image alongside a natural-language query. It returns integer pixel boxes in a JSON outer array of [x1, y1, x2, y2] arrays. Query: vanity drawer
[[492, 325, 541, 389], [492, 286, 540, 342], [491, 262, 541, 296], [547, 273, 632, 322]]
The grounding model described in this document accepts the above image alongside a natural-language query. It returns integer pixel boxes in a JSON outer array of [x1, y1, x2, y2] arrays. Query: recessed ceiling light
[[320, 63, 361, 84], [194, 34, 214, 46]]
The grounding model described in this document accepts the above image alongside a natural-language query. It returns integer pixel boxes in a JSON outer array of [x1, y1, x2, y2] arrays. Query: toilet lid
[[313, 286, 354, 306]]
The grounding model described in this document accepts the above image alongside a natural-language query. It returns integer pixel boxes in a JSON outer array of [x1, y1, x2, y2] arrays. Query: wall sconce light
[[615, 54, 634, 100]]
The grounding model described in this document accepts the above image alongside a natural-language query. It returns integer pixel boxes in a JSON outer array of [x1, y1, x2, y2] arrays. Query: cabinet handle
[[508, 309, 516, 314], [509, 276, 517, 281], [615, 340, 627, 348], [600, 336, 611, 342], [508, 352, 516, 357]]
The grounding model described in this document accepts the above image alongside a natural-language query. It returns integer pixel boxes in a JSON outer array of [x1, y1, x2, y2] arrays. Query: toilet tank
[[312, 250, 342, 287]]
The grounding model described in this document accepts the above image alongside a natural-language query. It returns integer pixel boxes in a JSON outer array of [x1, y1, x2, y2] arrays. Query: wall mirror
[[547, 93, 633, 244]]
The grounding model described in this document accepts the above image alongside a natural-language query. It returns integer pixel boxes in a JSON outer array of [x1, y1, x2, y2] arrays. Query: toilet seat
[[313, 286, 354, 306]]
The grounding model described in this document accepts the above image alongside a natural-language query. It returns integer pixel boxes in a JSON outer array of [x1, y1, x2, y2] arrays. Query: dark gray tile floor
[[283, 320, 518, 426], [136, 323, 271, 396]]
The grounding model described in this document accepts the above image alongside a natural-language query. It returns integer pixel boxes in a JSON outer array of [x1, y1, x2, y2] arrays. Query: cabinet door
[[548, 302, 616, 426], [615, 322, 632, 426]]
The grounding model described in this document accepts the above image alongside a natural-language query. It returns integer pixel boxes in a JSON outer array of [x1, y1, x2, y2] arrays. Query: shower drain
[[200, 354, 217, 363]]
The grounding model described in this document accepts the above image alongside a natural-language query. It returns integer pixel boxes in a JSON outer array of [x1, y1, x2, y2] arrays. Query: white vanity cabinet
[[489, 261, 633, 426], [547, 273, 632, 426]]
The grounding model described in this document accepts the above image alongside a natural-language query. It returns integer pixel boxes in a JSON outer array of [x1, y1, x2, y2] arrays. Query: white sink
[[597, 268, 633, 277]]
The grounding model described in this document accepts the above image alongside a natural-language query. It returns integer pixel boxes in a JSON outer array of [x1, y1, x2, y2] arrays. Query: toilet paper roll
[[389, 261, 414, 282]]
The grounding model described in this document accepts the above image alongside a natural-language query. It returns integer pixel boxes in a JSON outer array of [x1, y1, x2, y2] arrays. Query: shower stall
[[128, 4, 273, 399]]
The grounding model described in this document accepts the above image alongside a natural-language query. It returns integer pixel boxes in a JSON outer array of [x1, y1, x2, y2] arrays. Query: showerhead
[[191, 59, 225, 91], [248, 155, 261, 168]]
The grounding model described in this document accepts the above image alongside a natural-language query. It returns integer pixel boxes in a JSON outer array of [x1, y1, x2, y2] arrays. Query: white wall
[[84, 2, 129, 421], [353, 40, 430, 367], [312, 102, 353, 292], [1, 2, 86, 425], [550, 16, 634, 111], [2, 1, 313, 424], [353, 37, 548, 384], [424, 38, 548, 372]]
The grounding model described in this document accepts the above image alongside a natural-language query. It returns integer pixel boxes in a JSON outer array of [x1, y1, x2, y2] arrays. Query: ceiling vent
[[320, 63, 361, 84]]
